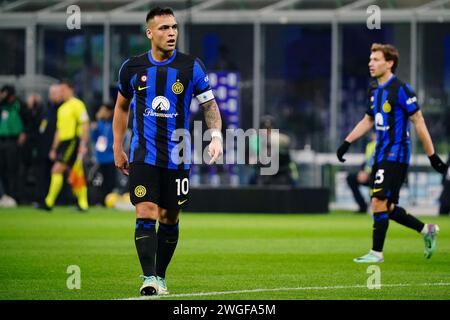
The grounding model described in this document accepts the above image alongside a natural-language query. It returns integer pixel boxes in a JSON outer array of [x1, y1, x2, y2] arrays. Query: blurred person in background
[[19, 93, 45, 204], [346, 132, 376, 214], [38, 80, 90, 212], [0, 179, 15, 208], [35, 84, 63, 205], [90, 102, 116, 205], [0, 85, 26, 205], [250, 115, 299, 186]]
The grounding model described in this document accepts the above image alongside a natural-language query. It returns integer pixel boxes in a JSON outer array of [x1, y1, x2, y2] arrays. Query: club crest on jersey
[[382, 101, 391, 113], [151, 96, 170, 111], [172, 80, 184, 95], [140, 75, 147, 82]]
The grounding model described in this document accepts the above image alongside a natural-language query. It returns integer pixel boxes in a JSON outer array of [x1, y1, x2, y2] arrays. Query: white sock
[[421, 224, 428, 235], [370, 250, 383, 258]]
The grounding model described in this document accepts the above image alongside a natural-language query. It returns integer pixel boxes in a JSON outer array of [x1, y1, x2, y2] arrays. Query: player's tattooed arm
[[202, 99, 223, 164], [202, 99, 222, 131]]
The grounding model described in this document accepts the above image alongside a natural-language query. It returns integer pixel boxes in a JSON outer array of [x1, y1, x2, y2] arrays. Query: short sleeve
[[365, 82, 377, 118], [399, 84, 420, 116], [78, 101, 89, 123], [118, 59, 133, 99], [193, 58, 214, 104]]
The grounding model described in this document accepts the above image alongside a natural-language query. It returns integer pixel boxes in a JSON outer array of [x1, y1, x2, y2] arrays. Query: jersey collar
[[148, 49, 177, 66], [377, 74, 395, 89]]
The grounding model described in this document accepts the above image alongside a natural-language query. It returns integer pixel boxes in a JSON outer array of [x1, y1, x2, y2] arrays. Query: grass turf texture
[[0, 207, 449, 300]]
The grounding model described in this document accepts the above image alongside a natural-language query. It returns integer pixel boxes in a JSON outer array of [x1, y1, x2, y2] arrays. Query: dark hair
[[260, 115, 276, 129], [371, 43, 400, 73], [146, 7, 174, 23], [101, 102, 114, 111], [59, 79, 74, 89], [0, 84, 15, 96]]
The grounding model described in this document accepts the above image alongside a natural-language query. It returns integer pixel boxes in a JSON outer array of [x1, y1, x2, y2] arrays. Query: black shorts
[[129, 162, 190, 210], [370, 161, 408, 204], [56, 139, 80, 167]]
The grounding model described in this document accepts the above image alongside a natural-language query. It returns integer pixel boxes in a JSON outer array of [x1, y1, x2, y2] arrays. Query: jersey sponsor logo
[[172, 80, 184, 94], [382, 101, 391, 113], [143, 96, 178, 118], [152, 96, 170, 111], [406, 96, 417, 105], [375, 112, 390, 131], [134, 185, 147, 198], [137, 85, 150, 91], [143, 108, 178, 118], [140, 75, 147, 82]]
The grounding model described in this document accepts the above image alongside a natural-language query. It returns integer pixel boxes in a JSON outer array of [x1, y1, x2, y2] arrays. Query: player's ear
[[146, 27, 152, 40]]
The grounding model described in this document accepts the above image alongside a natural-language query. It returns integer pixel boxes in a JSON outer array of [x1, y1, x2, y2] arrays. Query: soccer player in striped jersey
[[113, 7, 223, 295], [337, 43, 448, 263]]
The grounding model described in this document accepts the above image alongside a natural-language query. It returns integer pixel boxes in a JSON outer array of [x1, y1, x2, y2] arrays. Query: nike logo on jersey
[[372, 188, 383, 193], [138, 85, 150, 91], [178, 199, 188, 205]]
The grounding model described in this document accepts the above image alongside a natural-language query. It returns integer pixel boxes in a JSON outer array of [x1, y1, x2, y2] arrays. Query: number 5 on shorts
[[375, 169, 385, 184]]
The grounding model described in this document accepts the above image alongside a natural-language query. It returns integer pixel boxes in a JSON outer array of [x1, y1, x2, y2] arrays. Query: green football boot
[[157, 276, 169, 295], [139, 275, 159, 296], [423, 224, 439, 259], [353, 251, 384, 263]]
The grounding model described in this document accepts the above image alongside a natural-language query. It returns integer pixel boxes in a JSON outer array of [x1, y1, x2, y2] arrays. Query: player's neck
[[151, 49, 175, 62], [376, 72, 394, 86]]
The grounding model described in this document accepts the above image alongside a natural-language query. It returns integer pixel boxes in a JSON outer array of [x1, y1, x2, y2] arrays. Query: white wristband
[[211, 130, 223, 142]]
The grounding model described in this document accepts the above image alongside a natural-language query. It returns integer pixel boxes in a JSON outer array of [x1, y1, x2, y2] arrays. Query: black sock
[[156, 221, 179, 278], [134, 219, 157, 277], [390, 206, 424, 233], [372, 212, 389, 252]]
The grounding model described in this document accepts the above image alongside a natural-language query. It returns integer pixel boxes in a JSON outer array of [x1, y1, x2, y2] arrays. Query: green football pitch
[[0, 207, 449, 300]]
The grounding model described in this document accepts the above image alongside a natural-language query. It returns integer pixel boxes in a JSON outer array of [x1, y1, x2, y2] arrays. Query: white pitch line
[[120, 282, 450, 300]]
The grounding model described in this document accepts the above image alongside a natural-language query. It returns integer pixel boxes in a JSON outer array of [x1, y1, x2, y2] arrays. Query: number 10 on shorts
[[176, 178, 189, 196]]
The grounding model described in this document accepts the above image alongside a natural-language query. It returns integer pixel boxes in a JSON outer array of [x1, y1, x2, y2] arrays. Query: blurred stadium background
[[1, 0, 450, 301], [1, 0, 449, 214]]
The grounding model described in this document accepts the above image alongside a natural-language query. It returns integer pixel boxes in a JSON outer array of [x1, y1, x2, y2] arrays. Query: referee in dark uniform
[[113, 7, 223, 296], [337, 43, 448, 263]]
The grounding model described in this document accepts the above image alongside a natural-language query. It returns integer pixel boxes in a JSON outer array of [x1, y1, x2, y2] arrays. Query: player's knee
[[371, 197, 388, 212], [159, 209, 179, 225], [136, 202, 159, 220]]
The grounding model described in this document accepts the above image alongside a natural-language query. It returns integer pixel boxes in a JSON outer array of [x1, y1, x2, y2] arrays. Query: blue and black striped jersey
[[118, 50, 214, 169], [365, 75, 420, 165]]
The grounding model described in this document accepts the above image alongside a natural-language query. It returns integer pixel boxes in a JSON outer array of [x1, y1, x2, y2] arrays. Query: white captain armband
[[195, 89, 215, 104]]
